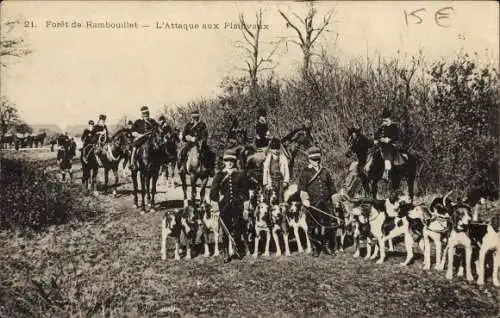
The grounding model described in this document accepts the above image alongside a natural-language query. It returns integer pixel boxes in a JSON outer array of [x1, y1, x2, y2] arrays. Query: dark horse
[[160, 128, 180, 187], [346, 127, 418, 202], [242, 126, 315, 185], [178, 140, 215, 207], [81, 130, 129, 195], [130, 127, 165, 213], [31, 132, 47, 148]]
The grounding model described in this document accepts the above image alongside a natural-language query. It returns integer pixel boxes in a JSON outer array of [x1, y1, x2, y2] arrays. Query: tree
[[236, 9, 280, 98], [279, 3, 335, 76], [0, 96, 20, 135], [1, 19, 32, 68]]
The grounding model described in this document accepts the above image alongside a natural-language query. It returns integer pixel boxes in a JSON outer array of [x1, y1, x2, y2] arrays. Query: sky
[[1, 1, 498, 130]]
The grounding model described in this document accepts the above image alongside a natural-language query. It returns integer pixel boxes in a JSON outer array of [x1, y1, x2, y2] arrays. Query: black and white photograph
[[0, 1, 498, 317]]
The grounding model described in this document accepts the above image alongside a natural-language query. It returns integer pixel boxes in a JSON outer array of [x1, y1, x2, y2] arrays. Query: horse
[[178, 139, 215, 207], [242, 127, 315, 186], [31, 132, 46, 148], [0, 134, 14, 149], [130, 127, 165, 213], [346, 127, 418, 202], [81, 142, 100, 195], [160, 128, 180, 187]]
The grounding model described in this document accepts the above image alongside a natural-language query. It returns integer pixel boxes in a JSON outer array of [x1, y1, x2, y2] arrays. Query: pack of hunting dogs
[[54, 106, 499, 287]]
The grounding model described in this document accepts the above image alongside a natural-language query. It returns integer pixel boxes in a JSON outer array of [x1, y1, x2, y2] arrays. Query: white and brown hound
[[436, 204, 474, 281], [197, 202, 220, 258], [476, 214, 500, 286], [161, 206, 198, 261], [253, 202, 272, 258], [284, 201, 312, 254], [269, 203, 289, 257], [422, 193, 453, 270]]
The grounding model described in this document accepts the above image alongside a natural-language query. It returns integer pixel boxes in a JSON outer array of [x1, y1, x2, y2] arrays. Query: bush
[[0, 155, 101, 232], [162, 52, 499, 196]]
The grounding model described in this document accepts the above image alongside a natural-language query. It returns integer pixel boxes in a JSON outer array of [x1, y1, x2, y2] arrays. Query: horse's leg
[[392, 172, 402, 195], [131, 170, 139, 208], [190, 175, 197, 205], [407, 175, 415, 203], [150, 171, 159, 212], [139, 173, 146, 213], [179, 170, 188, 207], [112, 167, 119, 197], [92, 168, 98, 196], [371, 180, 378, 200], [104, 168, 109, 194], [199, 176, 209, 203]]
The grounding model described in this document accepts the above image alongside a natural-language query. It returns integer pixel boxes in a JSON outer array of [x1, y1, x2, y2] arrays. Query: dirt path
[[1, 151, 499, 317]]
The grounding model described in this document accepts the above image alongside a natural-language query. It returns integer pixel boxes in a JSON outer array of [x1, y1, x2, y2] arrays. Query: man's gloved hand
[[283, 182, 289, 189], [303, 200, 311, 208]]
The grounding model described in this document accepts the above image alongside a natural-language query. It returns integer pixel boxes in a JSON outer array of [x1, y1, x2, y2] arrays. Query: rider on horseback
[[371, 108, 403, 181], [94, 114, 109, 157], [226, 118, 240, 148], [80, 120, 97, 162], [255, 108, 270, 150], [129, 106, 160, 169], [178, 110, 210, 172], [263, 138, 290, 203]]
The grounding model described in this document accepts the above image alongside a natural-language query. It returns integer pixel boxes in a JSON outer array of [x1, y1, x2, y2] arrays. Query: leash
[[308, 205, 343, 222], [305, 209, 339, 229], [218, 215, 242, 259]]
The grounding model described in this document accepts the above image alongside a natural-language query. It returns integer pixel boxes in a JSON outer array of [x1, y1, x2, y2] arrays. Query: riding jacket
[[374, 123, 401, 145], [182, 120, 208, 144], [81, 129, 97, 146], [298, 165, 336, 207], [255, 120, 269, 148], [210, 168, 251, 209], [131, 118, 159, 135]]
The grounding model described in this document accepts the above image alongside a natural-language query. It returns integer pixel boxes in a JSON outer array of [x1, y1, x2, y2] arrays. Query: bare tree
[[279, 3, 335, 76], [235, 9, 280, 95], [1, 19, 32, 68]]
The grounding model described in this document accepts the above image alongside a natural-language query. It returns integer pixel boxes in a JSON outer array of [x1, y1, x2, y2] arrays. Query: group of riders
[[73, 104, 406, 262]]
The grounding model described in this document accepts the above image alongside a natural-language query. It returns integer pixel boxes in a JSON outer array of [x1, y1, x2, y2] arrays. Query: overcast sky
[[1, 1, 498, 130]]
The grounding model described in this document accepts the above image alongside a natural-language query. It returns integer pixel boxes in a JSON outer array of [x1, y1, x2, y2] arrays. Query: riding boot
[[130, 147, 137, 170], [321, 228, 333, 255]]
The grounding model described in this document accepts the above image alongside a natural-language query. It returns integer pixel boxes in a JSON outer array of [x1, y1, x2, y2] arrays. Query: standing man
[[262, 138, 290, 204], [129, 106, 160, 169], [298, 146, 337, 257], [178, 110, 210, 172], [373, 108, 402, 181], [254, 108, 270, 150], [210, 148, 251, 263]]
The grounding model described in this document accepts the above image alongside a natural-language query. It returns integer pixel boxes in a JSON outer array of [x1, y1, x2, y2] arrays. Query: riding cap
[[223, 148, 237, 161], [307, 146, 322, 160], [191, 110, 200, 117], [127, 120, 133, 125], [381, 108, 391, 119], [159, 115, 166, 121], [99, 114, 106, 121], [140, 105, 150, 114], [257, 108, 267, 118], [88, 120, 95, 125], [269, 138, 281, 150]]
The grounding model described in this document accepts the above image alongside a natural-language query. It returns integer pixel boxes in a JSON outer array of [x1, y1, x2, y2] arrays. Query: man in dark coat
[[373, 108, 403, 180], [129, 106, 160, 169], [94, 114, 109, 157], [254, 108, 270, 149], [80, 120, 97, 162], [210, 148, 251, 263], [298, 146, 337, 256], [178, 110, 210, 171]]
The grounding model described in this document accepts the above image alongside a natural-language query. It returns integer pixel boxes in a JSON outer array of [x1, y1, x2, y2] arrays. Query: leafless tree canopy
[[1, 19, 32, 68]]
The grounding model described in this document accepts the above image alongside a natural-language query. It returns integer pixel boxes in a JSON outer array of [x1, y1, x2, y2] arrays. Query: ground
[[0, 149, 499, 317]]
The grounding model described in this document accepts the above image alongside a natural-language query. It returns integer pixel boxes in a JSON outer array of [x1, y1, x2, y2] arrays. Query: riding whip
[[218, 215, 242, 259]]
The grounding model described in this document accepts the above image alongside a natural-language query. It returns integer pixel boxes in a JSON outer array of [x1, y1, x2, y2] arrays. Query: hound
[[197, 202, 220, 258], [436, 204, 474, 282], [253, 202, 272, 258], [376, 201, 426, 266], [270, 203, 289, 257], [283, 184, 312, 254], [422, 192, 453, 270], [161, 206, 198, 261], [476, 214, 500, 286]]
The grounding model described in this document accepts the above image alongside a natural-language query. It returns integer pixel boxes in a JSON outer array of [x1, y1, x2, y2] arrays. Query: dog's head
[[254, 202, 270, 224], [287, 201, 302, 219], [451, 204, 473, 232], [197, 201, 213, 219], [179, 206, 198, 233], [388, 190, 410, 207], [163, 211, 177, 236]]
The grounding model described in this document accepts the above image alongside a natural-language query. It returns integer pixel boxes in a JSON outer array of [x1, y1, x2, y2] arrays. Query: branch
[[279, 10, 306, 45], [310, 15, 331, 45], [239, 14, 255, 39]]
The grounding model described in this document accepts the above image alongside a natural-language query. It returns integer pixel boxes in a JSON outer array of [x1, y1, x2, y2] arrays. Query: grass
[[0, 151, 499, 317]]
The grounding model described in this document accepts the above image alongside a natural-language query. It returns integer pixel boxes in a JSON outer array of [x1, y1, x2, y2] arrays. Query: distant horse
[[31, 132, 46, 148], [57, 138, 76, 181], [178, 140, 215, 207], [160, 128, 180, 187], [130, 127, 165, 213], [81, 130, 129, 195], [0, 134, 14, 149], [226, 128, 249, 170], [346, 127, 418, 202]]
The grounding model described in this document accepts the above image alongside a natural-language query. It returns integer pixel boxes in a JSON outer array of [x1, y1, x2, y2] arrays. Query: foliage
[[163, 52, 499, 195], [0, 96, 20, 135], [1, 19, 32, 68], [0, 154, 102, 232]]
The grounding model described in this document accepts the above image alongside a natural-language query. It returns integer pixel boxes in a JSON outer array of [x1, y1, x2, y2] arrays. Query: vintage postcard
[[1, 1, 498, 317]]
